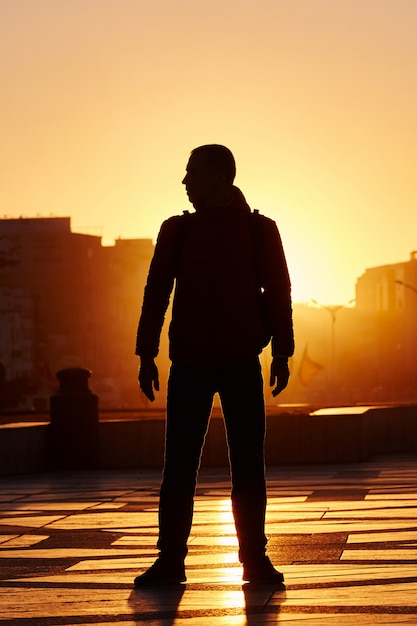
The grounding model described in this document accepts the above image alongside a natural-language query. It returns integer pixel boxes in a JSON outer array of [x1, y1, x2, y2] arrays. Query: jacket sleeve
[[258, 216, 295, 358], [135, 216, 181, 358]]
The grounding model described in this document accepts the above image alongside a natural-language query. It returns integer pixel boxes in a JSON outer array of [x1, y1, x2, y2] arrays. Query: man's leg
[[134, 363, 213, 586], [158, 363, 214, 559], [219, 358, 284, 584], [219, 359, 267, 562]]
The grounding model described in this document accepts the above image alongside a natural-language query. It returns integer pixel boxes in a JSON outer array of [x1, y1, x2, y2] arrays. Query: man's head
[[182, 144, 236, 208]]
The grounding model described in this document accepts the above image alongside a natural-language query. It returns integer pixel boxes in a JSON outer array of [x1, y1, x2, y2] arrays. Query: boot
[[242, 556, 284, 584], [134, 557, 186, 587]]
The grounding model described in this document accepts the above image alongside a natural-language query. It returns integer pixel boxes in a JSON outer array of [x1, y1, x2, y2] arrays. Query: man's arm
[[258, 216, 295, 360], [256, 216, 294, 396], [135, 217, 181, 400]]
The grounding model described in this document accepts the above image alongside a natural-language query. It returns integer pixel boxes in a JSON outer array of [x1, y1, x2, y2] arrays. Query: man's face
[[182, 152, 222, 207]]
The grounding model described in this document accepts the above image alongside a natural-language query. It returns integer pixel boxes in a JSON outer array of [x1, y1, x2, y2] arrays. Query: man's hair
[[191, 144, 236, 184]]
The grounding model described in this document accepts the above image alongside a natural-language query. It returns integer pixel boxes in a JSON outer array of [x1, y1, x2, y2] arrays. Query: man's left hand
[[270, 357, 290, 397], [138, 357, 159, 402]]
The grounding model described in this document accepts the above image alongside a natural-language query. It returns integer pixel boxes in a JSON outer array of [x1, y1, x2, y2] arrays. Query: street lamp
[[311, 298, 356, 401], [395, 279, 417, 297]]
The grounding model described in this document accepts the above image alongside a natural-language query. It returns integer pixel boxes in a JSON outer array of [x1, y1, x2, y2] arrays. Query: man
[[134, 144, 294, 586]]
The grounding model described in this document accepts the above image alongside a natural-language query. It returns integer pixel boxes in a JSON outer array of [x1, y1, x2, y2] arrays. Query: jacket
[[136, 186, 294, 364]]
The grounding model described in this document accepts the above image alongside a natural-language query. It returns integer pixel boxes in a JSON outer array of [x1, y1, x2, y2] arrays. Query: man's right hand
[[270, 357, 290, 397], [138, 357, 159, 402]]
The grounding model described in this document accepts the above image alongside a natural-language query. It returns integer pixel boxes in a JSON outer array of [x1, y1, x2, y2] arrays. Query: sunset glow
[[2, 0, 417, 303]]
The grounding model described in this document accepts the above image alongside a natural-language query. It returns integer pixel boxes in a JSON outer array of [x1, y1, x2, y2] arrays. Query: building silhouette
[[277, 252, 417, 407], [355, 251, 417, 403], [0, 286, 33, 380], [0, 217, 153, 408]]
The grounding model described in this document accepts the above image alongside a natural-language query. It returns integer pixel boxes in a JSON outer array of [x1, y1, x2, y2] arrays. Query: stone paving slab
[[1, 455, 417, 624]]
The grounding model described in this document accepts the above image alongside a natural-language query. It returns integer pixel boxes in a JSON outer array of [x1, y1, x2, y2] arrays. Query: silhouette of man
[[134, 144, 294, 586]]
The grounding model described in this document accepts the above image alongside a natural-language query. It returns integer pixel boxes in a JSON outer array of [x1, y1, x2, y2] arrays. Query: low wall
[[99, 419, 165, 469], [363, 405, 417, 455], [0, 422, 49, 475], [99, 411, 367, 469], [1, 405, 417, 475]]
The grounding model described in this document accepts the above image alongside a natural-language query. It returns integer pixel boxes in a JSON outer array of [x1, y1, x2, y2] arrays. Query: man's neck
[[200, 187, 233, 208]]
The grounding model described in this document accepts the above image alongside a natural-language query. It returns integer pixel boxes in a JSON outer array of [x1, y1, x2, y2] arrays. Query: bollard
[[49, 367, 100, 469]]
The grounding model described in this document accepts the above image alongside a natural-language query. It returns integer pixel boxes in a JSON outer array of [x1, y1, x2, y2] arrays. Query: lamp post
[[311, 298, 356, 402], [395, 279, 417, 297]]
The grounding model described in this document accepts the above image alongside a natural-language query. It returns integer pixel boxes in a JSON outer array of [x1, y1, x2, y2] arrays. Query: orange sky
[[2, 0, 417, 304]]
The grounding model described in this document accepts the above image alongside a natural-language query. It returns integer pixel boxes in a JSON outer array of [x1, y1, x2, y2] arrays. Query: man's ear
[[214, 170, 230, 186]]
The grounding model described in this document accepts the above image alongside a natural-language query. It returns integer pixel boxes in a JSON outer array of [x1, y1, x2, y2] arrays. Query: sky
[[1, 0, 417, 304]]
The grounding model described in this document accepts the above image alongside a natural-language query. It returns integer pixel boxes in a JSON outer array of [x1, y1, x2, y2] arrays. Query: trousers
[[157, 357, 268, 564]]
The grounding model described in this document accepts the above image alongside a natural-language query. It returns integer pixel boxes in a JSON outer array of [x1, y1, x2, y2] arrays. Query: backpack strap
[[250, 209, 263, 288], [174, 210, 192, 277], [250, 209, 272, 346]]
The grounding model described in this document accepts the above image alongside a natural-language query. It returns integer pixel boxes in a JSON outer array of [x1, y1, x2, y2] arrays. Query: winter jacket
[[135, 186, 294, 364]]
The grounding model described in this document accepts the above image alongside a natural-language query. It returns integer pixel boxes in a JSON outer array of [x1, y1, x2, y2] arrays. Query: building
[[279, 252, 417, 407], [355, 251, 417, 402], [0, 217, 154, 408], [0, 286, 33, 378]]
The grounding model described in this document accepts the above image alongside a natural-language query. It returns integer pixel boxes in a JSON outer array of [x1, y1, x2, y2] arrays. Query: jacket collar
[[193, 186, 250, 213]]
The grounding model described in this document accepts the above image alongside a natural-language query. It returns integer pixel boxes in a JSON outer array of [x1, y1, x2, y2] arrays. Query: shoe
[[133, 557, 186, 587], [242, 556, 284, 584]]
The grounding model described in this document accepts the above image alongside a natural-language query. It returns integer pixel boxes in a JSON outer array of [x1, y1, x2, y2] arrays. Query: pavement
[[1, 455, 417, 625]]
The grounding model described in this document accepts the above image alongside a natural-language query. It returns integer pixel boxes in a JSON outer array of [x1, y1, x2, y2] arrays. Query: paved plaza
[[1, 455, 417, 624]]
